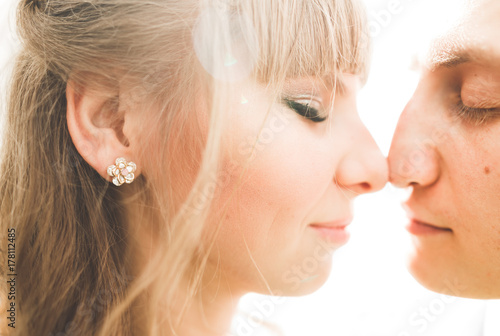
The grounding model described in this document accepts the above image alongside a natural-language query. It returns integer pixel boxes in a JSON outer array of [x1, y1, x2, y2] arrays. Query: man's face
[[388, 0, 500, 298]]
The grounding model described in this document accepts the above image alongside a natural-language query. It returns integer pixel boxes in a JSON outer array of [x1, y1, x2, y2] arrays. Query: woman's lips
[[406, 219, 453, 236], [309, 218, 352, 244]]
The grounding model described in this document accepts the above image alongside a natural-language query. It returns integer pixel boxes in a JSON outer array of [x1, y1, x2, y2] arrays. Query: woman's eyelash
[[283, 99, 327, 123]]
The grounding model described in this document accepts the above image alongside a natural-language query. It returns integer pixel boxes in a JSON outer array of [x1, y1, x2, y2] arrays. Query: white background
[[1, 0, 500, 336]]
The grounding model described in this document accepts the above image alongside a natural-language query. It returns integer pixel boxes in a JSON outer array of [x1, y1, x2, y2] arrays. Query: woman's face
[[203, 74, 388, 296]]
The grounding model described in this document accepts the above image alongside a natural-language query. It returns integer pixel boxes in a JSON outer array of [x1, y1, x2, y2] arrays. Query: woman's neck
[[171, 274, 242, 336], [125, 189, 244, 336]]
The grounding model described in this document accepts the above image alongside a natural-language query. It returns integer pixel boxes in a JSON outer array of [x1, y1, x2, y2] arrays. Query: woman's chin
[[264, 262, 332, 297]]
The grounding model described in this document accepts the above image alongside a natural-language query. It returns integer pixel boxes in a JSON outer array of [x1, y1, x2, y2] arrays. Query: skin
[[205, 75, 388, 298], [66, 73, 387, 335], [388, 0, 500, 299]]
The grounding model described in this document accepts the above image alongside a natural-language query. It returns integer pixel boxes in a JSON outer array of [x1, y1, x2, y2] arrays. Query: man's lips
[[406, 218, 453, 236], [402, 202, 452, 235]]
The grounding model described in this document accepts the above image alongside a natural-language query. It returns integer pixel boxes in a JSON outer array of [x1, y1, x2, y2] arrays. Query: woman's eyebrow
[[334, 77, 347, 94], [281, 75, 348, 101]]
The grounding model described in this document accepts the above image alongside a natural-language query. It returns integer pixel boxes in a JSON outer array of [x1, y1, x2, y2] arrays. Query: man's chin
[[406, 252, 500, 299], [406, 249, 463, 296]]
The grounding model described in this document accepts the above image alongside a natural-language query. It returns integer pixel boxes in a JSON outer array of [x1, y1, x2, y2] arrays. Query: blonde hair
[[0, 0, 370, 335]]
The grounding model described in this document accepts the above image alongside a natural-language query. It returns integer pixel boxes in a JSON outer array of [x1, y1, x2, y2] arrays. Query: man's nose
[[388, 104, 440, 189]]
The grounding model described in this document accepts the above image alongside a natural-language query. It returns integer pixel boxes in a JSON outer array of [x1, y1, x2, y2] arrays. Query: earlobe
[[66, 81, 138, 182]]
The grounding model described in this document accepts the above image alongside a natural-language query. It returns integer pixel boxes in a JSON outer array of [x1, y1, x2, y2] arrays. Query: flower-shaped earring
[[107, 158, 137, 186]]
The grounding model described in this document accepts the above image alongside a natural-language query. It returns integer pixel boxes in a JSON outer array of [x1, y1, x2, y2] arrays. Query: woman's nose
[[336, 119, 388, 196]]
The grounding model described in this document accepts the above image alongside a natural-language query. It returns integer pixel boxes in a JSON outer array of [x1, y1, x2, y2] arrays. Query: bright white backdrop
[[1, 1, 499, 336]]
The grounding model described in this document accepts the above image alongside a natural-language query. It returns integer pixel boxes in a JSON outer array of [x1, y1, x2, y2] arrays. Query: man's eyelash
[[452, 96, 500, 125], [283, 99, 327, 123]]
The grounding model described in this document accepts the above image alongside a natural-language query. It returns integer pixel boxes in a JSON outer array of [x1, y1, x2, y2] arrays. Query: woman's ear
[[66, 80, 140, 181]]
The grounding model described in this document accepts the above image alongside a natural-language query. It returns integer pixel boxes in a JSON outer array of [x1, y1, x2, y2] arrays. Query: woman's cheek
[[218, 130, 331, 244]]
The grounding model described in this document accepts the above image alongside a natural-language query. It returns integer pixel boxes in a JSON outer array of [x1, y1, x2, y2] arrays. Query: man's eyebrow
[[424, 36, 500, 71], [425, 42, 474, 71], [418, 31, 482, 70], [431, 51, 471, 69]]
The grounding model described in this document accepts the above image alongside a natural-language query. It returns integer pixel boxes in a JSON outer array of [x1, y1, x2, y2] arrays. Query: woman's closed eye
[[283, 97, 328, 123]]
